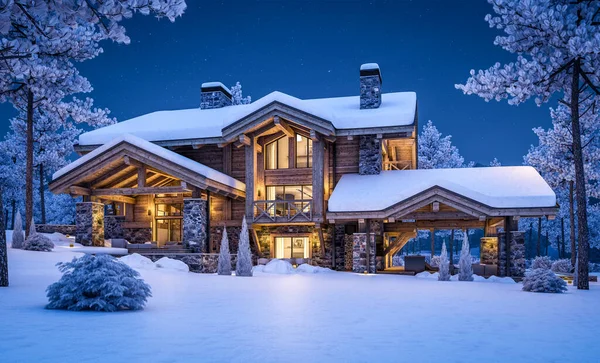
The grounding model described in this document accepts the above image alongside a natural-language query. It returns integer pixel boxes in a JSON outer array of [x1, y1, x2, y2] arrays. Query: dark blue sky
[[0, 0, 553, 165]]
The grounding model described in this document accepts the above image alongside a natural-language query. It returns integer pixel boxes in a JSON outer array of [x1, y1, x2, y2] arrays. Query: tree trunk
[[561, 217, 566, 259], [39, 163, 46, 224], [25, 90, 34, 238], [10, 200, 15, 230], [571, 59, 590, 290], [537, 218, 541, 256], [545, 230, 549, 256], [569, 180, 576, 266], [449, 229, 454, 265], [528, 223, 533, 259], [0, 186, 8, 287]]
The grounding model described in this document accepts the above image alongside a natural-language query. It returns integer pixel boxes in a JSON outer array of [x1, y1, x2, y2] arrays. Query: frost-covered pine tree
[[230, 82, 251, 105], [11, 211, 24, 249], [236, 216, 253, 277], [23, 218, 54, 252], [217, 227, 232, 276], [456, 0, 600, 289], [46, 254, 152, 311], [418, 120, 467, 169], [458, 232, 473, 281], [438, 242, 450, 281], [489, 158, 502, 167]]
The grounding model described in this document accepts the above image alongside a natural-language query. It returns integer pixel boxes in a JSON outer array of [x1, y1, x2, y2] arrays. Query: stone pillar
[[75, 202, 104, 247], [359, 135, 382, 175], [480, 237, 498, 265], [104, 215, 125, 240], [498, 232, 525, 278], [352, 233, 376, 273], [183, 198, 208, 253]]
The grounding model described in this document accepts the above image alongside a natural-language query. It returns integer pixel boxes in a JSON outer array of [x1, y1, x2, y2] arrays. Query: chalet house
[[49, 63, 557, 277]]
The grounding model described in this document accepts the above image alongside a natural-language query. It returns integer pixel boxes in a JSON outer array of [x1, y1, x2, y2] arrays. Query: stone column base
[[183, 198, 208, 253], [75, 202, 105, 247], [352, 233, 376, 273]]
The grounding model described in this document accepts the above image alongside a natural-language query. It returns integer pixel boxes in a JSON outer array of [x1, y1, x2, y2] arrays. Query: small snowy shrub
[[236, 216, 253, 277], [23, 220, 54, 252], [46, 254, 152, 311], [429, 255, 440, 268], [531, 256, 553, 270], [458, 234, 473, 281], [11, 211, 24, 249], [551, 259, 573, 274], [438, 242, 450, 281], [588, 262, 600, 273], [217, 227, 232, 275], [392, 255, 405, 267], [522, 268, 567, 293]]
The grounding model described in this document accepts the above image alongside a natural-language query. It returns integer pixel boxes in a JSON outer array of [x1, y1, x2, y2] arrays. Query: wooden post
[[366, 219, 371, 273], [312, 137, 324, 220], [430, 228, 434, 259], [206, 190, 211, 252], [537, 217, 542, 257], [545, 230, 549, 256], [137, 164, 146, 188], [505, 217, 514, 277], [560, 217, 566, 259], [245, 138, 256, 220]]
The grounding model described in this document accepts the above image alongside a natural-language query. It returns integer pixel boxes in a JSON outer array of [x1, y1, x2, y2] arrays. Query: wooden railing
[[383, 161, 412, 171], [253, 200, 312, 223]]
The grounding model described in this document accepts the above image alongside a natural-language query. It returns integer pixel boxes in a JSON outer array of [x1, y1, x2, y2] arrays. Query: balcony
[[253, 200, 313, 223]]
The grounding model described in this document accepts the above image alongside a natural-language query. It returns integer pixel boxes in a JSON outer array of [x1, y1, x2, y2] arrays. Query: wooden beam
[[310, 129, 320, 142], [316, 224, 326, 256], [312, 138, 324, 219], [274, 116, 294, 138], [251, 228, 262, 255], [137, 164, 147, 188], [98, 195, 136, 205], [69, 186, 91, 196], [92, 185, 191, 196], [192, 144, 204, 150], [238, 134, 251, 146]]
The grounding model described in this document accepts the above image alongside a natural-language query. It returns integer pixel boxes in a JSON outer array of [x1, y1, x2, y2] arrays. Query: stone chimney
[[360, 63, 382, 109], [200, 82, 232, 109]]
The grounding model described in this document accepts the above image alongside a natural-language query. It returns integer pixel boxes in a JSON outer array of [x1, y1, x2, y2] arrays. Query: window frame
[[265, 136, 289, 170], [295, 133, 312, 168]]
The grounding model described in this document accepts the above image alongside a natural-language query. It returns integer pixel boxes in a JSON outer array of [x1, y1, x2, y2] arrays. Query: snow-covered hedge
[[23, 233, 54, 252], [531, 256, 553, 270], [522, 268, 567, 293], [46, 254, 152, 311], [551, 259, 573, 274]]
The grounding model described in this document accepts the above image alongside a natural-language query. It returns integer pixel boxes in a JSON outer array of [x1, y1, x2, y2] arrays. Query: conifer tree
[[458, 232, 473, 281], [438, 242, 450, 281], [217, 227, 232, 276], [236, 216, 253, 277], [11, 211, 24, 249]]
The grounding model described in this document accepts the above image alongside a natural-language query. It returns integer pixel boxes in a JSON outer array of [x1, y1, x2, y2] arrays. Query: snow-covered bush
[[11, 211, 24, 249], [236, 216, 253, 277], [458, 235, 473, 281], [46, 254, 152, 311], [438, 242, 450, 281], [588, 263, 600, 273], [217, 227, 232, 275], [429, 255, 440, 268], [262, 259, 295, 274], [392, 254, 404, 267], [531, 256, 553, 270], [551, 259, 573, 274], [522, 268, 567, 293], [155, 257, 189, 272], [22, 219, 54, 252]]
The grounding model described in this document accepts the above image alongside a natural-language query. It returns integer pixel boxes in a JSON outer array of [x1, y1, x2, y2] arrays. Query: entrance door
[[274, 237, 310, 259]]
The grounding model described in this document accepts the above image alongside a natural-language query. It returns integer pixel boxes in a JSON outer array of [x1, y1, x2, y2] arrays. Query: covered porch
[[49, 134, 246, 252], [326, 167, 558, 277]]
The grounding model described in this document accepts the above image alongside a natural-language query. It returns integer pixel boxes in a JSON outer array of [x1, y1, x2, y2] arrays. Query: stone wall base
[[145, 253, 238, 273], [36, 224, 76, 236], [352, 233, 376, 273]]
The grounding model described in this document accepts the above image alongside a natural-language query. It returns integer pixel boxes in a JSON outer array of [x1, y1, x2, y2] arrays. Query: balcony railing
[[253, 199, 312, 223], [383, 161, 412, 171]]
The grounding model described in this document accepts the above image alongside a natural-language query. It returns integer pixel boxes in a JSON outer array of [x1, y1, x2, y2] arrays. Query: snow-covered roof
[[77, 91, 416, 146], [328, 166, 556, 212], [201, 81, 231, 94], [360, 63, 380, 71], [53, 134, 245, 191]]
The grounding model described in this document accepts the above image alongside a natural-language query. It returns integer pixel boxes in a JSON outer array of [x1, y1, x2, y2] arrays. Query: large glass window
[[275, 237, 310, 259], [296, 134, 312, 168], [265, 185, 312, 217], [155, 219, 182, 244], [155, 203, 183, 217], [265, 137, 289, 170]]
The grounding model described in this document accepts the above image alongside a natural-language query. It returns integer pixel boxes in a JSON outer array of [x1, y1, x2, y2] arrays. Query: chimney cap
[[201, 81, 232, 98], [360, 63, 382, 82]]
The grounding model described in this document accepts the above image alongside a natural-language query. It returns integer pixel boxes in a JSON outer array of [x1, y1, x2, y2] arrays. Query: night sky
[[0, 0, 554, 165]]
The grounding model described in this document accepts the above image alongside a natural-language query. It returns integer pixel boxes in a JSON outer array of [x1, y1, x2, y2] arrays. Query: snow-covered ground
[[1, 232, 599, 363]]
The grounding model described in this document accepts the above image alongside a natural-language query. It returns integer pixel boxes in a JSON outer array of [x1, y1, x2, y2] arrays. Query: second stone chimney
[[201, 82, 232, 109], [359, 63, 382, 109]]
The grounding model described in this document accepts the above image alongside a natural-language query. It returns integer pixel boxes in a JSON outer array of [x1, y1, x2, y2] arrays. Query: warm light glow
[[69, 243, 74, 248], [296, 134, 302, 142]]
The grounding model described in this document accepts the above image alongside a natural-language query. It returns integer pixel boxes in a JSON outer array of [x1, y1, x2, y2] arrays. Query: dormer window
[[265, 137, 289, 170], [296, 134, 312, 168]]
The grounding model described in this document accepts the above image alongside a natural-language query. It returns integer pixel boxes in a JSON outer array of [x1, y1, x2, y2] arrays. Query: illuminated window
[[265, 185, 312, 216], [265, 137, 289, 170], [295, 133, 312, 168], [274, 237, 310, 259]]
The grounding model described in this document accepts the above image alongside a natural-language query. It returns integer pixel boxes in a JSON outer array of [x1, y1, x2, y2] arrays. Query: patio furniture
[[404, 255, 426, 273], [110, 239, 128, 248]]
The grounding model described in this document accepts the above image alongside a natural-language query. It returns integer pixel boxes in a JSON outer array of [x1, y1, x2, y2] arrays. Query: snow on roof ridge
[[360, 63, 380, 71], [328, 166, 556, 212], [201, 82, 231, 94], [54, 134, 245, 191]]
